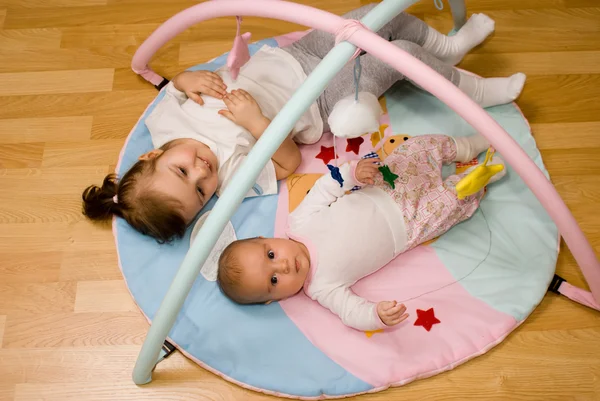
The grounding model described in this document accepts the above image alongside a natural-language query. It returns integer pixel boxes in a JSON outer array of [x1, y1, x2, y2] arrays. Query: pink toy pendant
[[227, 16, 252, 81]]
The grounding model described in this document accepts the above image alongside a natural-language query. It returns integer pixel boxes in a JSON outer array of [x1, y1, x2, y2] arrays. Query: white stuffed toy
[[327, 91, 382, 139]]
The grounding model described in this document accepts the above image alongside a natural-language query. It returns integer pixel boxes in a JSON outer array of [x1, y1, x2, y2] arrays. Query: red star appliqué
[[315, 146, 338, 164], [414, 308, 440, 332], [346, 136, 364, 155]]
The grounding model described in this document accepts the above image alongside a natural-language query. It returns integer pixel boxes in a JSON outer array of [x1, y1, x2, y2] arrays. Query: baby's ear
[[264, 300, 272, 305], [139, 149, 163, 161]]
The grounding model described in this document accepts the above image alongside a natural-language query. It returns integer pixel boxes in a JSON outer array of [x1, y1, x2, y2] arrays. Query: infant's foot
[[445, 13, 496, 65]]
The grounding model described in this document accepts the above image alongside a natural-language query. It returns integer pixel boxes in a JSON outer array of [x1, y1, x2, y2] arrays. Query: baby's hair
[[81, 142, 186, 243], [217, 238, 261, 304]]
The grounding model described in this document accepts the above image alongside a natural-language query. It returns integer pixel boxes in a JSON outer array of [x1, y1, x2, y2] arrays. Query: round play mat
[[114, 34, 559, 398]]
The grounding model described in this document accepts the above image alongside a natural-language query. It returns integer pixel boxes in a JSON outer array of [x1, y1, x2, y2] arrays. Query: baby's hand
[[377, 301, 409, 327], [172, 71, 227, 105], [219, 89, 269, 136], [355, 157, 382, 185]]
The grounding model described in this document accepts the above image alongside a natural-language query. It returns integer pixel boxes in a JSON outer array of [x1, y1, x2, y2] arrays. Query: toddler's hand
[[219, 89, 269, 136], [172, 71, 227, 105], [355, 157, 382, 185], [377, 301, 409, 327]]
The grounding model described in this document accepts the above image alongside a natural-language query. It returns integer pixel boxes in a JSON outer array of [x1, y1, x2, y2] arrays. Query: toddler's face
[[234, 237, 311, 303], [143, 139, 219, 224]]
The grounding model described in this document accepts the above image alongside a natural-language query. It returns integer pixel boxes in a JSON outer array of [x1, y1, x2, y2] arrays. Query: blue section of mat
[[385, 82, 559, 321], [116, 38, 373, 398]]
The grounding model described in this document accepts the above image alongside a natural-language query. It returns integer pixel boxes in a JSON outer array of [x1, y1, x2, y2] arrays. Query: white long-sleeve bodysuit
[[286, 162, 408, 331]]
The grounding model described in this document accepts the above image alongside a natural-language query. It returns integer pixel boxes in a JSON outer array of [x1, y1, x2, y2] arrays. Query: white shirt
[[145, 45, 323, 198], [286, 162, 408, 331]]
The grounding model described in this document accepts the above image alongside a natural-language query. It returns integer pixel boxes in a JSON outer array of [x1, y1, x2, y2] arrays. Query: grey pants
[[282, 4, 460, 131]]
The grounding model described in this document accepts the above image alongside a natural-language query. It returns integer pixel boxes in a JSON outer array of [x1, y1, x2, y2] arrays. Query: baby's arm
[[314, 286, 408, 331], [219, 89, 300, 180]]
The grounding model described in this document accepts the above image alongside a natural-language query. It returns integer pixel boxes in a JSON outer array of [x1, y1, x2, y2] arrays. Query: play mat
[[114, 32, 559, 398]]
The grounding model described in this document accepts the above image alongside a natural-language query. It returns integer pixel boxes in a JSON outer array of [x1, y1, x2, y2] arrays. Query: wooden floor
[[1, 0, 599, 400]]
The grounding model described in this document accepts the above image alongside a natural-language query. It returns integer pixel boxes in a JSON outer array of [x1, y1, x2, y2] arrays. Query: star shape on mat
[[327, 164, 344, 187], [414, 308, 441, 332], [346, 136, 364, 155], [378, 165, 399, 189], [315, 146, 338, 164]]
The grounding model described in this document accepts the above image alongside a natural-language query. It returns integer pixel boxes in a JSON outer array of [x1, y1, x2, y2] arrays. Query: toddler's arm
[[219, 89, 300, 180]]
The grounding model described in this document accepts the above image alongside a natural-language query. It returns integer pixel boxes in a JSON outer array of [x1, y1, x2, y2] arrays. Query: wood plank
[[0, 166, 108, 194], [539, 148, 600, 176], [0, 252, 62, 283], [0, 9, 5, 30], [75, 281, 137, 313], [3, 3, 208, 29], [460, 51, 600, 77], [0, 91, 156, 119], [0, 223, 72, 253], [0, 315, 5, 348], [0, 69, 114, 97], [0, 28, 62, 49], [0, 45, 178, 73], [0, 347, 144, 383], [2, 313, 146, 349], [0, 143, 44, 168], [0, 282, 76, 314], [426, 8, 600, 32], [0, 384, 14, 401], [551, 175, 600, 207], [1, 0, 106, 6], [91, 112, 151, 139], [42, 139, 124, 168], [0, 116, 93, 144], [517, 74, 600, 124], [531, 122, 600, 150], [60, 249, 122, 282], [0, 194, 82, 224]]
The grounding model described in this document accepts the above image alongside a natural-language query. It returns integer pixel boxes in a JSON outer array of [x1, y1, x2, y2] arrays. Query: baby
[[217, 134, 507, 331], [82, 4, 524, 243]]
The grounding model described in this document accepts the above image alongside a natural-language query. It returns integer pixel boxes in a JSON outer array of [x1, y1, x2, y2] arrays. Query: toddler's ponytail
[[82, 173, 122, 221]]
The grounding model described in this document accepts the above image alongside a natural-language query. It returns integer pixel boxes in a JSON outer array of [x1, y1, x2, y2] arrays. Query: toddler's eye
[[197, 187, 204, 196], [179, 167, 187, 176], [267, 250, 275, 259], [270, 275, 278, 285]]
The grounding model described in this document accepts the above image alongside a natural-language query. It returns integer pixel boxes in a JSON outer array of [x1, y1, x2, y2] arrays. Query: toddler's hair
[[81, 143, 186, 243], [217, 238, 259, 304]]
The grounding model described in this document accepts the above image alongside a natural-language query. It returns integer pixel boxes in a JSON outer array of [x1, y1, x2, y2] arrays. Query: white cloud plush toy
[[327, 92, 382, 139]]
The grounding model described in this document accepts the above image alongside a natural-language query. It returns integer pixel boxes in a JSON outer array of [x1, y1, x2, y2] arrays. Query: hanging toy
[[327, 58, 382, 139], [226, 16, 252, 81], [378, 165, 399, 189], [455, 148, 504, 199], [327, 164, 344, 187]]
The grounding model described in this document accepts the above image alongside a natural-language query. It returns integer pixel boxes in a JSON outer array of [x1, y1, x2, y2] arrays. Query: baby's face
[[148, 139, 219, 223], [235, 237, 311, 303]]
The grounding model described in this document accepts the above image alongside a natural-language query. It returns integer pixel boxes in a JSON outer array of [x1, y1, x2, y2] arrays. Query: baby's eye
[[270, 275, 278, 285], [197, 186, 204, 196], [267, 250, 275, 259], [178, 167, 187, 176]]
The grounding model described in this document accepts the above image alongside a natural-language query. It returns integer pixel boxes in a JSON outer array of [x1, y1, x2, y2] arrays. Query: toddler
[[217, 134, 507, 331], [82, 4, 524, 243]]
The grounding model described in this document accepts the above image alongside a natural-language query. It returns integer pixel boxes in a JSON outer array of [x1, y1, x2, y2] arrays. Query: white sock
[[453, 134, 490, 162], [422, 13, 495, 65], [464, 155, 507, 184], [458, 72, 526, 108]]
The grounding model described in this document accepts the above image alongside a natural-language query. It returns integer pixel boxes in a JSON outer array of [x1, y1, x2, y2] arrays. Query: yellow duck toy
[[455, 148, 504, 200]]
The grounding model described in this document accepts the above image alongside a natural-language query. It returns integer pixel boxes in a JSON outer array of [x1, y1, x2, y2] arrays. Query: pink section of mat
[[274, 123, 516, 388]]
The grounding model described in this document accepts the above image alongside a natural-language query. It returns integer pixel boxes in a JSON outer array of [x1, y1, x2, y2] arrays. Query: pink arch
[[131, 1, 600, 306]]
